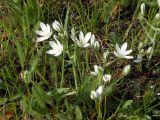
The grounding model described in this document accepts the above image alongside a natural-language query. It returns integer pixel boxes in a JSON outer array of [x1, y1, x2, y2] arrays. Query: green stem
[[60, 52, 65, 88]]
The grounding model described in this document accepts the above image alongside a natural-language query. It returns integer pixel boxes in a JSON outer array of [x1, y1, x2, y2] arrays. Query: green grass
[[0, 0, 160, 119]]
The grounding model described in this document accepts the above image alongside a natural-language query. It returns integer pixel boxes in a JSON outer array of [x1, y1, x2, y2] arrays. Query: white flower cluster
[[70, 28, 100, 49], [35, 20, 64, 57], [35, 20, 139, 102], [35, 21, 101, 57]]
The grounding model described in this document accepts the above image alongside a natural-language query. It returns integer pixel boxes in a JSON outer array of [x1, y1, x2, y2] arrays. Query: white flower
[[70, 28, 77, 41], [138, 42, 143, 50], [103, 74, 111, 83], [90, 35, 100, 50], [90, 86, 103, 100], [140, 3, 145, 16], [155, 13, 160, 19], [157, 0, 160, 7], [103, 50, 109, 60], [46, 40, 63, 56], [134, 54, 142, 63], [76, 31, 91, 48], [122, 65, 131, 76], [52, 20, 62, 32], [91, 65, 104, 76], [157, 93, 160, 96], [90, 91, 98, 100], [146, 47, 152, 54], [114, 42, 133, 59], [96, 86, 103, 96], [35, 22, 52, 42]]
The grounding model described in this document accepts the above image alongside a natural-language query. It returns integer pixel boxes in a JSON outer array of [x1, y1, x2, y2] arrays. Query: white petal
[[52, 20, 61, 31], [56, 40, 63, 50], [49, 41, 57, 48], [94, 65, 98, 73], [91, 91, 98, 100], [103, 74, 111, 82], [121, 42, 127, 52], [124, 50, 132, 55], [94, 41, 100, 50], [54, 51, 62, 56], [35, 30, 46, 36], [36, 36, 49, 42], [79, 31, 84, 43], [46, 24, 51, 33], [83, 43, 90, 48], [124, 56, 134, 59], [90, 71, 98, 76], [96, 86, 103, 96], [54, 35, 58, 41], [114, 51, 121, 58], [46, 50, 57, 55], [84, 32, 91, 44], [90, 34, 95, 45], [115, 43, 121, 53], [40, 22, 47, 32]]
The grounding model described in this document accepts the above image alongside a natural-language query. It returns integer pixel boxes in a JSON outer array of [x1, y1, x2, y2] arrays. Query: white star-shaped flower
[[90, 65, 104, 76], [76, 31, 91, 48], [35, 22, 52, 42], [52, 20, 62, 32], [114, 42, 133, 59], [90, 86, 103, 100], [90, 34, 100, 50], [103, 74, 111, 83], [46, 40, 63, 57]]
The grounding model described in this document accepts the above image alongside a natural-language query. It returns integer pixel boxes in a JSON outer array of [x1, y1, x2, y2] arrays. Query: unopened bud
[[138, 42, 143, 50], [94, 41, 100, 50], [155, 13, 160, 19], [157, 0, 160, 7], [146, 47, 152, 54], [122, 65, 131, 76], [140, 3, 145, 16], [103, 50, 109, 60]]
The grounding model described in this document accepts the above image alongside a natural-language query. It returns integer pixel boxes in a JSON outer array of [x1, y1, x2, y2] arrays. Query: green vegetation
[[0, 0, 160, 119]]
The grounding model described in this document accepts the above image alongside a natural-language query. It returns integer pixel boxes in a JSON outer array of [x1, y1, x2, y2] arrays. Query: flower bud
[[103, 50, 109, 60], [134, 54, 142, 63], [94, 41, 100, 50], [122, 65, 131, 76], [90, 91, 98, 100], [52, 20, 61, 32], [146, 47, 152, 54], [138, 42, 143, 50], [140, 3, 145, 16], [90, 34, 96, 46], [157, 0, 160, 7], [155, 13, 160, 19], [103, 74, 111, 83]]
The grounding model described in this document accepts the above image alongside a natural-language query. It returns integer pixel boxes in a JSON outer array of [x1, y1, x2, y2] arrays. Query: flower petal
[[96, 86, 103, 96], [114, 51, 121, 57], [79, 31, 84, 43], [115, 43, 121, 53], [35, 30, 46, 36], [121, 42, 127, 52], [124, 50, 132, 55], [36, 36, 49, 42], [83, 43, 90, 48], [90, 34, 95, 45], [46, 50, 57, 55], [124, 55, 134, 59], [40, 22, 47, 32], [84, 32, 91, 44]]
